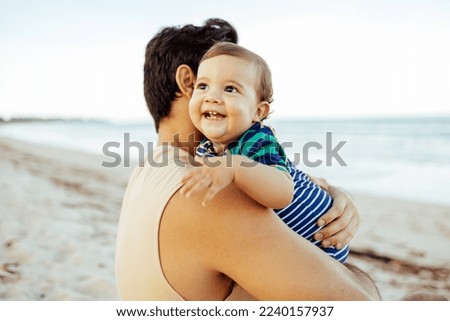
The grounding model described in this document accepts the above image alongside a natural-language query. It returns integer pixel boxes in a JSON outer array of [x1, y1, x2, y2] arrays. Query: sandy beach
[[0, 135, 449, 301]]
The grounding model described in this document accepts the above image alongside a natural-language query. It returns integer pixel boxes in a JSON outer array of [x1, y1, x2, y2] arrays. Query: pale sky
[[1, 0, 449, 121]]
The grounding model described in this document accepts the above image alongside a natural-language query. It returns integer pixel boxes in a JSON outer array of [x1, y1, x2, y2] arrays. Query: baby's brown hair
[[201, 42, 273, 108]]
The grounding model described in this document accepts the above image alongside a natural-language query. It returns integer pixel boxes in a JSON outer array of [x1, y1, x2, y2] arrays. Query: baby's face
[[189, 55, 262, 146]]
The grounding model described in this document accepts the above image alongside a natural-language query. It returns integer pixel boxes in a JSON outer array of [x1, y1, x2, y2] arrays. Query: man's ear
[[175, 64, 195, 98], [253, 101, 271, 122]]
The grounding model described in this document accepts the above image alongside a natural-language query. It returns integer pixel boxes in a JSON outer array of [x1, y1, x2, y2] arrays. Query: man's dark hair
[[144, 18, 238, 132]]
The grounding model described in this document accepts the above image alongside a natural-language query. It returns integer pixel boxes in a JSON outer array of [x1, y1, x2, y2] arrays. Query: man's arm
[[179, 182, 379, 301]]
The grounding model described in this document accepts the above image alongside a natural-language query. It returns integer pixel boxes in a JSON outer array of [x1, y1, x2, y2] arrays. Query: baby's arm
[[180, 154, 294, 208], [232, 155, 293, 209]]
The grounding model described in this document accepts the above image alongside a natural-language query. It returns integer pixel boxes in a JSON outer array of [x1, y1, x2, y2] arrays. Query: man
[[116, 18, 379, 300]]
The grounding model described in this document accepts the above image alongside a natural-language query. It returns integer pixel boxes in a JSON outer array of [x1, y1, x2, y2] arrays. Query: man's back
[[115, 145, 191, 300]]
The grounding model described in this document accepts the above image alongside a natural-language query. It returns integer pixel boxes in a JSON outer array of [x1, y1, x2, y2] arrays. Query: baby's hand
[[180, 154, 234, 207]]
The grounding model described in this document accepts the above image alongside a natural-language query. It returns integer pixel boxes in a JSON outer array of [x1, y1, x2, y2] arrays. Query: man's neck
[[156, 96, 204, 156], [158, 120, 202, 157], [157, 131, 196, 156]]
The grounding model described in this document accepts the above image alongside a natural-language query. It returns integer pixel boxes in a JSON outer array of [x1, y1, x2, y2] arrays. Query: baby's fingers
[[180, 169, 198, 185], [201, 185, 222, 207], [184, 176, 212, 198], [180, 172, 204, 196]]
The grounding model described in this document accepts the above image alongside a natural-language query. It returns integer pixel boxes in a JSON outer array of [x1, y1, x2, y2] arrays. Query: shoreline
[[0, 136, 449, 300]]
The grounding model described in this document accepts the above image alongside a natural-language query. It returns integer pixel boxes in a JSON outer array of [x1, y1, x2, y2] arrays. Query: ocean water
[[1, 116, 449, 205]]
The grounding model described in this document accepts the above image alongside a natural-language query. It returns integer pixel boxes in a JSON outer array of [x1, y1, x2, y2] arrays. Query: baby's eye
[[196, 83, 208, 90], [224, 85, 237, 93]]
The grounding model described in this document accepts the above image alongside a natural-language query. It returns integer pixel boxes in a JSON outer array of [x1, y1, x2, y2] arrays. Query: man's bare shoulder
[[163, 182, 295, 274], [159, 183, 271, 300], [162, 182, 377, 300], [164, 183, 273, 239]]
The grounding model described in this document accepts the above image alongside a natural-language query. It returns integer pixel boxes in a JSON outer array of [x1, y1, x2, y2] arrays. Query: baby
[[180, 42, 349, 263]]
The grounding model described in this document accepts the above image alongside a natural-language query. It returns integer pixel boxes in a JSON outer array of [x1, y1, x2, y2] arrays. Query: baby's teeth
[[205, 111, 221, 119]]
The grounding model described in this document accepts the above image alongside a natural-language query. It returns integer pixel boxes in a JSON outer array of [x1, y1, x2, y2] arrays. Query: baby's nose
[[205, 92, 223, 104]]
